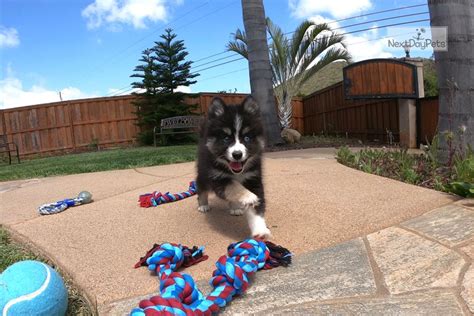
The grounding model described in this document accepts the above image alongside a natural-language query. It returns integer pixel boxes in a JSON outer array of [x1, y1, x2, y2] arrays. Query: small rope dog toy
[[38, 191, 93, 215], [139, 181, 197, 208], [131, 239, 292, 315]]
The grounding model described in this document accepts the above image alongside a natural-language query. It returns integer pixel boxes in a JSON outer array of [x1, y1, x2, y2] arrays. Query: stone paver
[[256, 290, 464, 315], [455, 198, 474, 211], [221, 239, 376, 314], [403, 204, 474, 247], [367, 227, 465, 294], [461, 242, 474, 259], [462, 265, 474, 313]]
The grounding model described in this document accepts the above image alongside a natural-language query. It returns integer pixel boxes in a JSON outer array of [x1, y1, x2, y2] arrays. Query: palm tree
[[428, 0, 473, 163], [241, 0, 282, 146], [228, 18, 351, 128]]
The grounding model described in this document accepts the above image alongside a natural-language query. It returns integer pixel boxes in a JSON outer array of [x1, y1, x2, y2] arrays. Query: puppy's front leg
[[223, 180, 259, 208], [197, 191, 210, 213], [223, 181, 271, 239], [246, 207, 272, 240]]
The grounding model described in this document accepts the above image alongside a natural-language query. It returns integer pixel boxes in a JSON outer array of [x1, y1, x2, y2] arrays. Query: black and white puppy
[[196, 96, 271, 239]]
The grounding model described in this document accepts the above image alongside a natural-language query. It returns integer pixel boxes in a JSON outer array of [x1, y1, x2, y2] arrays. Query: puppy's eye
[[243, 135, 251, 143], [223, 136, 231, 144]]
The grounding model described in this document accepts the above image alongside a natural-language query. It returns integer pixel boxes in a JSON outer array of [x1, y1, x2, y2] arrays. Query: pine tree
[[131, 49, 158, 139], [131, 29, 198, 145]]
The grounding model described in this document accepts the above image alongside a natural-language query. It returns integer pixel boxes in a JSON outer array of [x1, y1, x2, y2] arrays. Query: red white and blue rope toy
[[139, 181, 197, 208], [131, 238, 292, 315], [38, 191, 93, 215]]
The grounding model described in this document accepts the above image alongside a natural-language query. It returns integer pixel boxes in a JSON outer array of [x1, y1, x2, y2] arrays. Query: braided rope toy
[[131, 239, 292, 315], [38, 191, 93, 215], [139, 181, 197, 208]]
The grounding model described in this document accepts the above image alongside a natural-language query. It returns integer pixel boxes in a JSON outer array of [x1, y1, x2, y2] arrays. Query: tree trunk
[[241, 0, 283, 146], [428, 0, 474, 163]]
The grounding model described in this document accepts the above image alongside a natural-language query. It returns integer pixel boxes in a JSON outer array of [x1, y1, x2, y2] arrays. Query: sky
[[1, 0, 432, 109]]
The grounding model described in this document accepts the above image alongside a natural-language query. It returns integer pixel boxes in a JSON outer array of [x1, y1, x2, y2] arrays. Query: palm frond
[[296, 32, 350, 79], [291, 22, 331, 71], [267, 18, 290, 86], [299, 46, 352, 85], [226, 28, 248, 59]]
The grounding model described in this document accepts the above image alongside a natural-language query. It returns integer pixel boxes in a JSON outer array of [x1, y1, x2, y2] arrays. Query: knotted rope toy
[[139, 181, 197, 208], [131, 239, 292, 315], [38, 191, 93, 215]]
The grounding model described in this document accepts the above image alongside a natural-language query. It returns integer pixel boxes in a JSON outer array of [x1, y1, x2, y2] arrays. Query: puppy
[[196, 96, 271, 239]]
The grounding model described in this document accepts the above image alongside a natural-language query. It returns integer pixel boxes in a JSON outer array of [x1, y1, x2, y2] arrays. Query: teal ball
[[78, 191, 92, 204], [0, 260, 68, 316]]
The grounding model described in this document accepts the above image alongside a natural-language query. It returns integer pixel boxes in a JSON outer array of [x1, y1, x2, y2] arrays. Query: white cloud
[[290, 0, 372, 19], [0, 26, 20, 48], [82, 0, 172, 30], [0, 75, 96, 109], [310, 15, 393, 62], [175, 85, 191, 93]]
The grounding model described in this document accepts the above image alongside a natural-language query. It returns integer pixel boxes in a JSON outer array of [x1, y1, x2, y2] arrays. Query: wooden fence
[[1, 93, 303, 157], [303, 82, 400, 142], [0, 85, 439, 158], [417, 97, 439, 144], [193, 93, 304, 133], [0, 95, 139, 157]]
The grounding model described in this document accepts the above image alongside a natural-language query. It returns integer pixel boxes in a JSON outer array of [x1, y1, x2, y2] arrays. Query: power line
[[86, 0, 239, 97], [106, 2, 211, 65], [191, 57, 245, 74], [328, 3, 427, 25], [104, 0, 238, 68], [193, 51, 231, 63], [189, 13, 430, 73], [331, 12, 428, 32], [198, 67, 248, 82], [103, 4, 431, 96], [193, 53, 240, 68], [348, 31, 417, 46], [190, 3, 428, 65], [109, 29, 421, 91], [104, 85, 133, 97], [121, 18, 431, 93], [341, 18, 430, 37]]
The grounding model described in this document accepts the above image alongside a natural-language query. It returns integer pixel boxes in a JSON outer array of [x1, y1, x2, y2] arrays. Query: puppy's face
[[205, 96, 265, 174]]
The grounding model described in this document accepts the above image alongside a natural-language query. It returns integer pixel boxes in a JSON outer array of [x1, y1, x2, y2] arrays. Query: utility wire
[[111, 26, 423, 93], [104, 0, 238, 68], [191, 18, 431, 74], [192, 57, 244, 73], [198, 67, 249, 82], [331, 12, 428, 32], [104, 4, 430, 96], [193, 53, 240, 68], [328, 3, 426, 25], [190, 14, 430, 73], [190, 3, 428, 65]]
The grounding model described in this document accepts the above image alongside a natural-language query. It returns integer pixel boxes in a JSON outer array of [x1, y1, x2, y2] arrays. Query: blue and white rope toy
[[38, 191, 93, 215]]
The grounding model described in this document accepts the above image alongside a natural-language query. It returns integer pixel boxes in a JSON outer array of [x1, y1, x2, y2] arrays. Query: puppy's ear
[[242, 96, 259, 115], [208, 97, 225, 117]]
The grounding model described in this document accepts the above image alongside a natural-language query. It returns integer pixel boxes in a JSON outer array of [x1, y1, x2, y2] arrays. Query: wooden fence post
[[68, 102, 76, 151]]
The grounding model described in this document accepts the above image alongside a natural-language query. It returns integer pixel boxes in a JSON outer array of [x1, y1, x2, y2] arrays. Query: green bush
[[336, 141, 474, 197]]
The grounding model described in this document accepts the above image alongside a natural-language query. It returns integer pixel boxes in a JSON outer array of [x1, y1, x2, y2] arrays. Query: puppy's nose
[[232, 151, 243, 160]]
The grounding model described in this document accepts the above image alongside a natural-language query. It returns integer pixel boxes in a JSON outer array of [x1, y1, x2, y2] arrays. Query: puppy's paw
[[252, 226, 272, 241], [229, 208, 245, 216], [198, 205, 210, 213], [240, 191, 260, 208]]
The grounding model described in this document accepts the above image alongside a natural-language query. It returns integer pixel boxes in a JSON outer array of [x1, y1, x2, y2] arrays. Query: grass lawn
[[0, 226, 94, 315], [0, 145, 197, 182]]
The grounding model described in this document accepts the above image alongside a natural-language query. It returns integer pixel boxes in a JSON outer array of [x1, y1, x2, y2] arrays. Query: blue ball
[[0, 260, 68, 316]]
